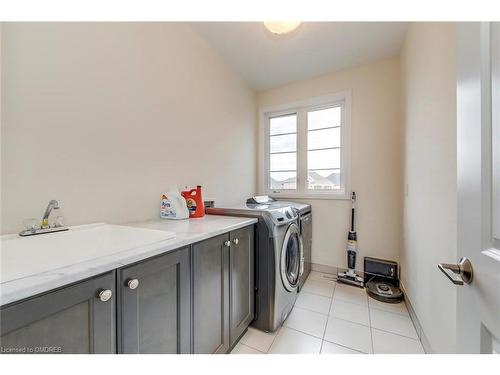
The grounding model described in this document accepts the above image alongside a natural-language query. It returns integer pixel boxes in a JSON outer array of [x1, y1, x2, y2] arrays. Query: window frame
[[259, 91, 352, 200]]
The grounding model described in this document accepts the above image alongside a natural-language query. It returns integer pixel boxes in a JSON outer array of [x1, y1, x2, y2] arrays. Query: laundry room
[[1, 2, 499, 373]]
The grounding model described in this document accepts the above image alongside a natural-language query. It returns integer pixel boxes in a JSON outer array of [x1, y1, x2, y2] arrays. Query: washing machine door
[[280, 223, 304, 292]]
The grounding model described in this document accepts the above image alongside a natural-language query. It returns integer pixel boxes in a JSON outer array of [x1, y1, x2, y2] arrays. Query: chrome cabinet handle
[[233, 238, 239, 245], [98, 289, 113, 302], [438, 257, 473, 285], [127, 279, 139, 290], [224, 240, 231, 247]]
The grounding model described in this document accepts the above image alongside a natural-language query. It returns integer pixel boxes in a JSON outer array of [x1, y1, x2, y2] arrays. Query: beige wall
[[1, 23, 256, 233], [258, 58, 403, 269], [400, 22, 457, 353]]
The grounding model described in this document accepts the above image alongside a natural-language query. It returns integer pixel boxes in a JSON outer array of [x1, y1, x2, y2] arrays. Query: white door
[[446, 22, 500, 354]]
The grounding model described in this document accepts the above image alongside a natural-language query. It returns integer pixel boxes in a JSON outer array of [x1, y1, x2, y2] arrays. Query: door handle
[[438, 257, 473, 285]]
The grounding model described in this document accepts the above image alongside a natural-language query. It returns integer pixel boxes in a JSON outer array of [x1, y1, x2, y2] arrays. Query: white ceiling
[[191, 22, 409, 91]]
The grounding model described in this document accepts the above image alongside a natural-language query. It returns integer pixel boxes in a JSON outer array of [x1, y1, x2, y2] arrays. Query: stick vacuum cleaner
[[337, 192, 364, 288]]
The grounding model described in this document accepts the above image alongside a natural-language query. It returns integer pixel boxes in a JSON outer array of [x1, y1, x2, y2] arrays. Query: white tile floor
[[231, 271, 425, 354]]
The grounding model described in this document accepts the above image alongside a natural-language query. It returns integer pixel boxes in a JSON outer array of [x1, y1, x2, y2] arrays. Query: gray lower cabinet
[[191, 225, 255, 353], [117, 247, 190, 354], [229, 226, 254, 347], [0, 225, 254, 355], [0, 272, 115, 354], [191, 233, 230, 354]]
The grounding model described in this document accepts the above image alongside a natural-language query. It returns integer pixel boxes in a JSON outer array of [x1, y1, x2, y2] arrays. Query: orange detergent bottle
[[181, 185, 205, 218]]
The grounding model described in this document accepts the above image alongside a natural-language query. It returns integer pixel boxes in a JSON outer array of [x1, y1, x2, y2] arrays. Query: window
[[269, 114, 297, 190], [307, 107, 341, 191], [260, 92, 351, 199]]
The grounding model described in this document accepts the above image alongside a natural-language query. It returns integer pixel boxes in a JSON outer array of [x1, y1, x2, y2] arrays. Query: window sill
[[267, 192, 351, 201]]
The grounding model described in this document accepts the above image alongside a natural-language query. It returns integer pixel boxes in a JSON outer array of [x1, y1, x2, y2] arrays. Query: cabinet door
[[118, 247, 190, 354], [229, 225, 254, 347], [0, 272, 115, 354], [192, 233, 229, 354]]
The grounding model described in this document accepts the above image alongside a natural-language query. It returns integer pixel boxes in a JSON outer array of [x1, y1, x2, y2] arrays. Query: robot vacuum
[[365, 280, 403, 303], [364, 257, 404, 304]]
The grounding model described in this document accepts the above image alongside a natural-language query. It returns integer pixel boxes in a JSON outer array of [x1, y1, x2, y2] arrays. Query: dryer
[[275, 200, 312, 291], [207, 199, 303, 332]]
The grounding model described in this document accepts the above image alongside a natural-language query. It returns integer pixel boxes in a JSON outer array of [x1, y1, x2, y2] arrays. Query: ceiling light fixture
[[263, 22, 301, 35]]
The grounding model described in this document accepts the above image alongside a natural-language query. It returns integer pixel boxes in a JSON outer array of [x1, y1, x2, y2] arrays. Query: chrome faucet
[[41, 199, 60, 229], [19, 199, 68, 237]]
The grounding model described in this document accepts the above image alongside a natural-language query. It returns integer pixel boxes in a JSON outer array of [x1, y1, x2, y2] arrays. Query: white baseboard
[[311, 263, 365, 278], [400, 282, 433, 354], [311, 263, 337, 274]]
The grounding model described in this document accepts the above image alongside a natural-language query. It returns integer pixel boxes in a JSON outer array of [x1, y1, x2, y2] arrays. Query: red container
[[181, 185, 205, 218]]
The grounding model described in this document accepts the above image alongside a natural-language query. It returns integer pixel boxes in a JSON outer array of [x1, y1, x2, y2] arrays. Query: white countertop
[[0, 215, 256, 306]]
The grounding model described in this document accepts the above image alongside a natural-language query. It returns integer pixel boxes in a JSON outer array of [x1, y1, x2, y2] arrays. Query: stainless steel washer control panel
[[269, 207, 298, 225]]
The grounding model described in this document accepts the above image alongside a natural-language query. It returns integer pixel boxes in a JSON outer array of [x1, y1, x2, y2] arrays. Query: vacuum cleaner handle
[[351, 191, 356, 232]]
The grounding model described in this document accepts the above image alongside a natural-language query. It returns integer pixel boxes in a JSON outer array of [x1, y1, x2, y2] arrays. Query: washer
[[275, 200, 312, 291], [207, 199, 303, 332]]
